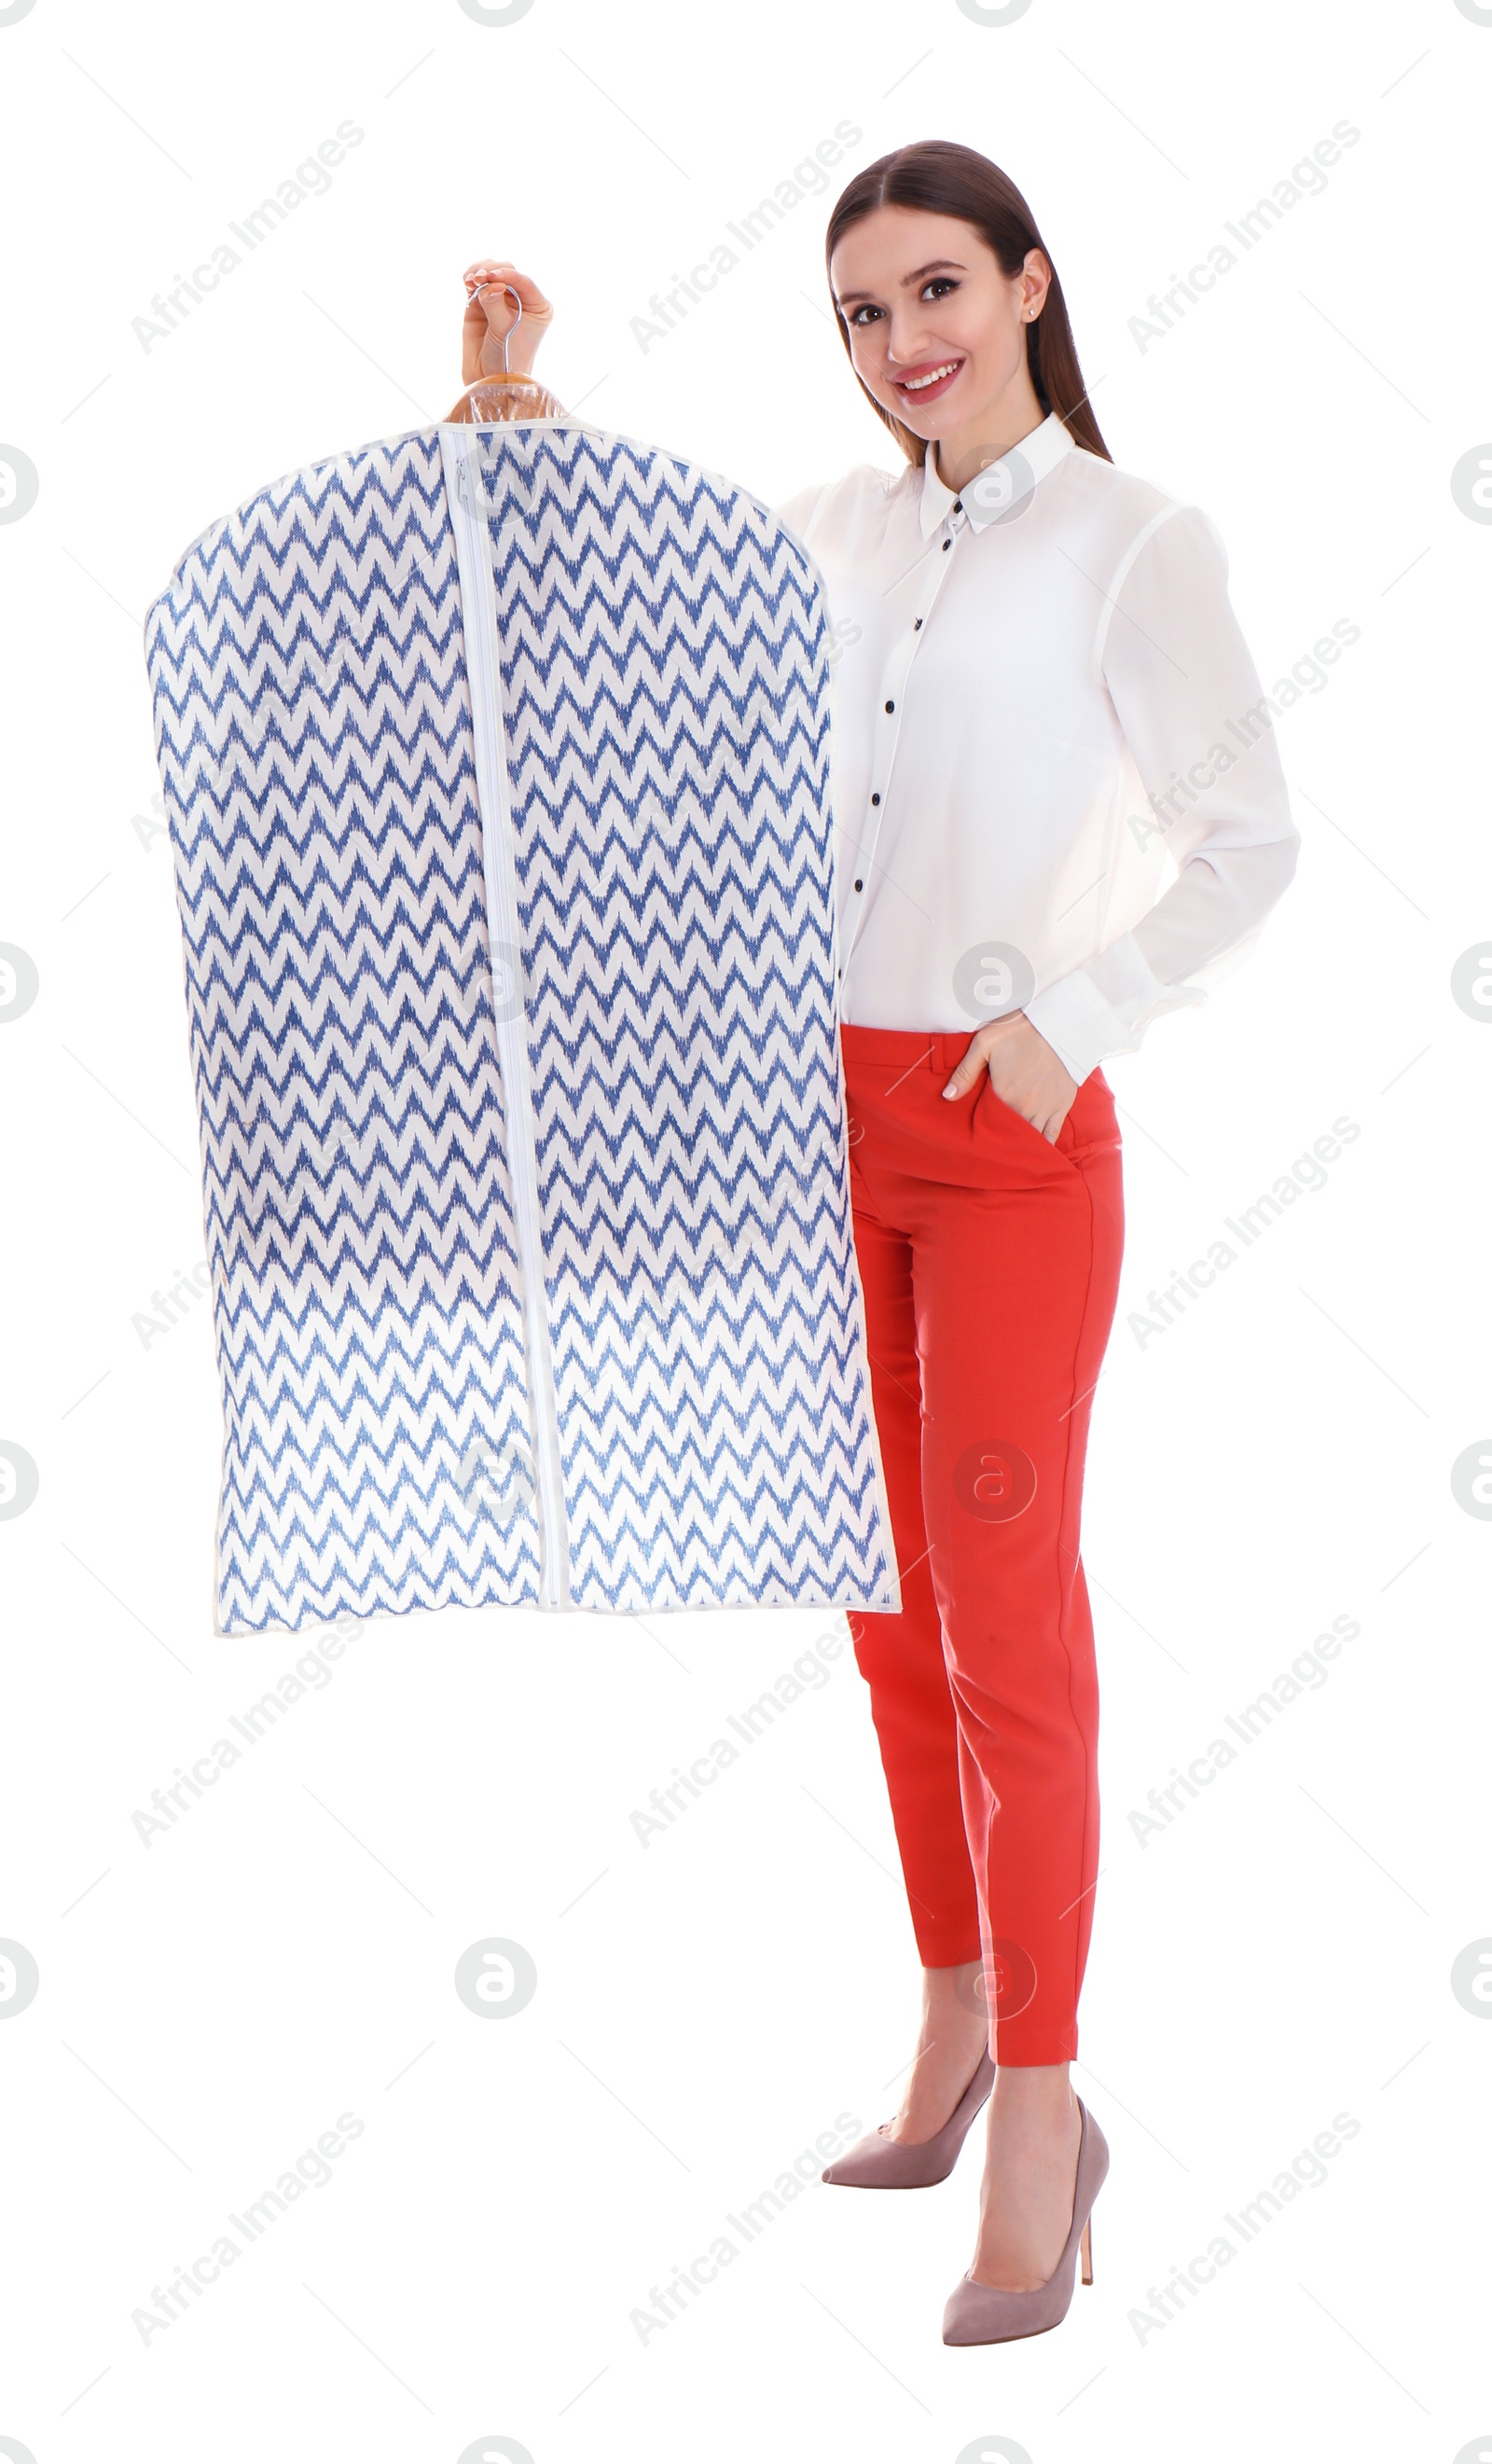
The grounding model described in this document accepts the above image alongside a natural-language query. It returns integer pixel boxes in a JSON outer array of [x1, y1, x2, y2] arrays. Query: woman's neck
[[931, 374, 1051, 495]]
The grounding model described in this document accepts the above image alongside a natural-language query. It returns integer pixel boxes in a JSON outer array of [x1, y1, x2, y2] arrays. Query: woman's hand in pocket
[[941, 1012, 1079, 1143]]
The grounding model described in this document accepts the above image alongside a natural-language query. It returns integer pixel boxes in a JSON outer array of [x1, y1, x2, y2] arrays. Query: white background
[[0, 0, 1487, 2457]]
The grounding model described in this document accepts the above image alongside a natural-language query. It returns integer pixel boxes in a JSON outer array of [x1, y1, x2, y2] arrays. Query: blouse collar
[[918, 409, 1076, 538]]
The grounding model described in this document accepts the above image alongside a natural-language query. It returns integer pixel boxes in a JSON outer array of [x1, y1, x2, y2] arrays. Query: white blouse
[[772, 411, 1299, 1085]]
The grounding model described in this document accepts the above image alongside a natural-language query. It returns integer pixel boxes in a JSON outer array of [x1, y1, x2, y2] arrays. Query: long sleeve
[[1023, 501, 1300, 1085]]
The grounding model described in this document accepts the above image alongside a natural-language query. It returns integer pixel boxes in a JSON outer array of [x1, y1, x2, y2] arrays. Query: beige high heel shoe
[[941, 2096, 1109, 2344], [822, 2050, 995, 2189]]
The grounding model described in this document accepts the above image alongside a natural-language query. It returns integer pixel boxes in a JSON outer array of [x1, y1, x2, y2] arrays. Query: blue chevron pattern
[[144, 419, 897, 1631]]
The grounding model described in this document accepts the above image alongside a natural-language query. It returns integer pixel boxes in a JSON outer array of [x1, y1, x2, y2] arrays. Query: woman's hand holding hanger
[[445, 260, 555, 420]]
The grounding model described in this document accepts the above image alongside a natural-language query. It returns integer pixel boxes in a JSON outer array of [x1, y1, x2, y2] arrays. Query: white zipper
[[439, 424, 570, 1608]]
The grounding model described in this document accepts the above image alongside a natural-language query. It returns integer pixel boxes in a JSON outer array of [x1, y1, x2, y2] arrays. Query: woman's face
[[829, 207, 1050, 441]]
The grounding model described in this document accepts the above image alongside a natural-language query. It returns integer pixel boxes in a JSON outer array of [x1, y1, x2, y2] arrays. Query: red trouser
[[841, 1026, 1125, 2066]]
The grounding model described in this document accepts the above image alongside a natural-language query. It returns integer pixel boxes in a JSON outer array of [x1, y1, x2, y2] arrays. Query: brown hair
[[822, 140, 1111, 467]]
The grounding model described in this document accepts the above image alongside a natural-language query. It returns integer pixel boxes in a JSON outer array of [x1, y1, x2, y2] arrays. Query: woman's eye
[[850, 304, 883, 327], [921, 278, 958, 301]]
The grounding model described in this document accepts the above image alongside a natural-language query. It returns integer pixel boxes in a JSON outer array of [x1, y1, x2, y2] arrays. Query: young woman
[[452, 139, 1298, 2346]]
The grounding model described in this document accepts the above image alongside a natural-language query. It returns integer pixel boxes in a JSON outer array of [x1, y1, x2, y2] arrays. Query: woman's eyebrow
[[834, 258, 968, 309]]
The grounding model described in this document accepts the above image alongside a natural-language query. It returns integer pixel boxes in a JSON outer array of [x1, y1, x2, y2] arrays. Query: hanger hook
[[472, 280, 523, 376]]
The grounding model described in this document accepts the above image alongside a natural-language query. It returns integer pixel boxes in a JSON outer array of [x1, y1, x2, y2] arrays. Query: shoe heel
[[1080, 2214, 1093, 2286]]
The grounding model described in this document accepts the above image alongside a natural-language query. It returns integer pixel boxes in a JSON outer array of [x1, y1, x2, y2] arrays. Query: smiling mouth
[[893, 358, 965, 395]]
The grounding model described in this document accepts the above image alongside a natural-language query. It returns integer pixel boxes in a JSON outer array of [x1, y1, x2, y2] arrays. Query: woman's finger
[[939, 1028, 996, 1100], [465, 265, 551, 315], [941, 1031, 995, 1098]]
